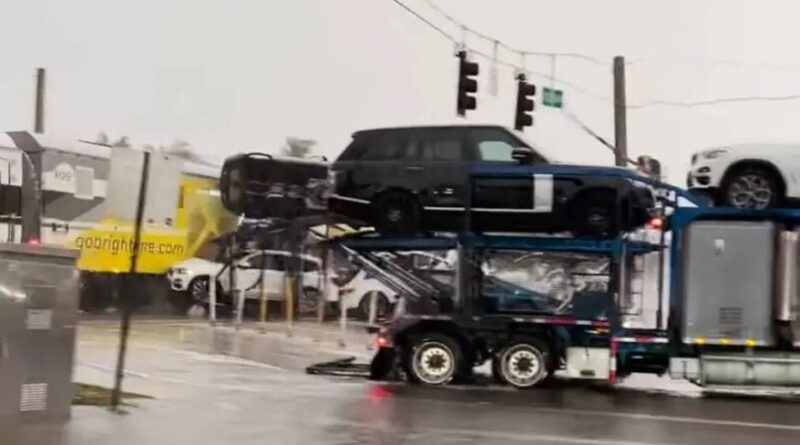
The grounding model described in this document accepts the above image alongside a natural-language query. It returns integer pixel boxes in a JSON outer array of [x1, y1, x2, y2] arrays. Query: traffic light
[[514, 73, 536, 130], [456, 50, 479, 117]]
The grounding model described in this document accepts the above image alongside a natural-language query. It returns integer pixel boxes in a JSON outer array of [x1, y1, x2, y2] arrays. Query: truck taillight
[[647, 217, 664, 230], [375, 333, 392, 348]]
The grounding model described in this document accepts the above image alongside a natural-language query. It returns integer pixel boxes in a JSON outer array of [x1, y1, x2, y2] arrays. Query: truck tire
[[166, 290, 195, 315], [498, 338, 550, 389], [373, 191, 421, 235], [720, 166, 781, 209], [405, 333, 464, 386], [298, 287, 321, 317], [357, 292, 391, 321], [567, 189, 617, 238], [79, 275, 112, 313]]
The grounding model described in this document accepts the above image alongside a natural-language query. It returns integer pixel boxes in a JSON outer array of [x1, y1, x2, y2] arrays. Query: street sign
[[542, 87, 564, 108]]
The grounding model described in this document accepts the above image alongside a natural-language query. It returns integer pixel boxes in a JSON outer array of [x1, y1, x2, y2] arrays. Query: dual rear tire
[[492, 339, 551, 389], [404, 334, 551, 389], [405, 334, 464, 386]]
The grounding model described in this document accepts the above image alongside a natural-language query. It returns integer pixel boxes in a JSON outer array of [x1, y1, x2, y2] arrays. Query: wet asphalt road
[[18, 319, 800, 445]]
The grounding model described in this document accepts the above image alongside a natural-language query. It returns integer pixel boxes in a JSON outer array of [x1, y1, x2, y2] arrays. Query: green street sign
[[542, 87, 564, 108]]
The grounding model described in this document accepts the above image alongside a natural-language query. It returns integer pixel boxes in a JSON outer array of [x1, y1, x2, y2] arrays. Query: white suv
[[687, 144, 799, 209], [167, 250, 323, 313]]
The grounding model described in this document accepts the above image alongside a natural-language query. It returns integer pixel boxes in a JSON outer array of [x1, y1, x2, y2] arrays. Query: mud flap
[[369, 348, 398, 380], [305, 357, 370, 377]]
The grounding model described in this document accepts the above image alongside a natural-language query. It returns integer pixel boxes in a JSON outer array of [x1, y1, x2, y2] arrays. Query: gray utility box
[[681, 220, 776, 346], [774, 230, 800, 347], [0, 243, 79, 432]]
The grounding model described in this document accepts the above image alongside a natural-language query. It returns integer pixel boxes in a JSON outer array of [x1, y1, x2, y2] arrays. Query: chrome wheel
[[412, 341, 456, 385], [190, 277, 209, 301], [726, 174, 774, 209]]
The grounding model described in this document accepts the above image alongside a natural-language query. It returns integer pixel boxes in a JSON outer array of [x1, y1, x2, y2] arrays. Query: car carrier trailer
[[309, 169, 800, 391], [218, 151, 800, 391]]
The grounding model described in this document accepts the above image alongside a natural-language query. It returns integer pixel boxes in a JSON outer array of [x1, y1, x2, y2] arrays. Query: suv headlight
[[172, 268, 187, 275], [700, 148, 729, 160]]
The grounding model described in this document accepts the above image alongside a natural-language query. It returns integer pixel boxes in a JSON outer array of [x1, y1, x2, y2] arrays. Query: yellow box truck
[[0, 131, 238, 311]]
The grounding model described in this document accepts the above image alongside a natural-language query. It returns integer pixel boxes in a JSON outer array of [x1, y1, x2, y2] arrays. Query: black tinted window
[[270, 255, 287, 271], [0, 184, 21, 216], [362, 135, 403, 160], [302, 260, 319, 272], [421, 140, 461, 161], [343, 133, 412, 161], [240, 253, 285, 270], [413, 130, 463, 161], [338, 139, 367, 161]]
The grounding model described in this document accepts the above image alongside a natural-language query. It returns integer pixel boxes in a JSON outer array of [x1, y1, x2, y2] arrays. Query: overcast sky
[[3, 0, 800, 183]]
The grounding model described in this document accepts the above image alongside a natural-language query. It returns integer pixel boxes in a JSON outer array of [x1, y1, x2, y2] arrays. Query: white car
[[167, 250, 323, 313], [337, 269, 397, 319], [337, 250, 455, 320], [687, 145, 799, 209]]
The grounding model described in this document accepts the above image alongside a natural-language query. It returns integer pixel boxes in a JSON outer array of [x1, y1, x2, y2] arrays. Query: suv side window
[[478, 140, 515, 162], [470, 128, 546, 163], [412, 129, 466, 161], [239, 253, 268, 269], [302, 260, 319, 272], [349, 132, 410, 161], [338, 138, 367, 161]]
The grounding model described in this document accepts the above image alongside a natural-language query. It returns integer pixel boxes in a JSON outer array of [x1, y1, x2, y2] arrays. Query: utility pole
[[613, 56, 627, 167], [34, 68, 46, 134]]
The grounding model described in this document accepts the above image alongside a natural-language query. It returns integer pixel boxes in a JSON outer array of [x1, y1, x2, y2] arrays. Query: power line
[[391, 0, 612, 102], [628, 94, 800, 109], [561, 107, 636, 166], [390, 0, 457, 43], [628, 55, 800, 72], [466, 48, 612, 102], [421, 0, 609, 65], [391, 1, 800, 113]]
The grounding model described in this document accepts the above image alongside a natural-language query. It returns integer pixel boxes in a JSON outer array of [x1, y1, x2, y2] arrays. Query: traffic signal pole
[[613, 56, 628, 167]]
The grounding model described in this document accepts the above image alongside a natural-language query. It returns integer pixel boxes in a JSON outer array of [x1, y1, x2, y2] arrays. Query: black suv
[[328, 125, 655, 237]]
